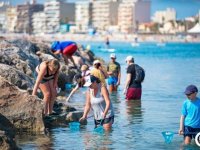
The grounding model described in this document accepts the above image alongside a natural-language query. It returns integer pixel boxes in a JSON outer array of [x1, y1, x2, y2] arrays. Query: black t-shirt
[[126, 64, 141, 88]]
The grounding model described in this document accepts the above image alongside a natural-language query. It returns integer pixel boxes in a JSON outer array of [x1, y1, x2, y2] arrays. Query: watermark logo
[[195, 132, 200, 147]]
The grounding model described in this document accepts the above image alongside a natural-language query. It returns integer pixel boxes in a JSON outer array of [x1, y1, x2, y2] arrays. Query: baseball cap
[[110, 53, 116, 59], [51, 41, 59, 50], [83, 75, 99, 87], [93, 60, 101, 65], [184, 85, 198, 95], [125, 56, 134, 62]]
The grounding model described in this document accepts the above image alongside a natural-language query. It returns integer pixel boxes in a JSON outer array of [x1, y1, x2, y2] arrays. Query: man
[[124, 56, 142, 100], [51, 41, 77, 67], [107, 53, 121, 92]]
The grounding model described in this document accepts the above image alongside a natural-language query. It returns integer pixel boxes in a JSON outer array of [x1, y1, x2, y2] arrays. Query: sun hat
[[184, 85, 198, 95], [125, 56, 134, 62], [83, 75, 99, 87], [93, 60, 101, 65], [110, 53, 116, 59]]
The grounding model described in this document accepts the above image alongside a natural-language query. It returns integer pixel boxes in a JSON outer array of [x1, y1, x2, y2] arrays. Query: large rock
[[0, 114, 20, 150], [0, 77, 44, 132], [0, 40, 39, 78], [0, 64, 34, 90]]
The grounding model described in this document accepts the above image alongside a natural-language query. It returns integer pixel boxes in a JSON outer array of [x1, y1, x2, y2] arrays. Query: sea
[[17, 41, 200, 150]]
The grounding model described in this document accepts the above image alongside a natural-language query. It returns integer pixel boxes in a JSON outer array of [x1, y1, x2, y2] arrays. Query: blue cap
[[184, 85, 198, 95], [51, 41, 59, 50]]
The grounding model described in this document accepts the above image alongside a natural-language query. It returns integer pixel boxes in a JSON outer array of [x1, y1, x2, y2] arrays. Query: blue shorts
[[108, 76, 118, 86], [184, 126, 200, 139]]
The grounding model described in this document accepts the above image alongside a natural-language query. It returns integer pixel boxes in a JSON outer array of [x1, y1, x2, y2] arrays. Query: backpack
[[134, 64, 145, 83]]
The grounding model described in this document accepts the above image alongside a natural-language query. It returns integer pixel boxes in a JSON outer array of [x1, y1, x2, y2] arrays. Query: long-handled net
[[162, 131, 175, 144]]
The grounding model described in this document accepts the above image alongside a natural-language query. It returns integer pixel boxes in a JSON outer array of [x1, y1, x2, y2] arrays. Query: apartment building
[[75, 1, 92, 32], [152, 8, 176, 24], [32, 12, 46, 34], [0, 1, 10, 32], [92, 0, 119, 31], [44, 0, 75, 33], [16, 3, 43, 33], [118, 0, 151, 33], [6, 7, 17, 33]]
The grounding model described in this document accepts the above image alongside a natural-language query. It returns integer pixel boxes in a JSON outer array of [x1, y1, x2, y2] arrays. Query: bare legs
[[39, 80, 57, 115], [62, 54, 76, 67], [109, 85, 118, 92]]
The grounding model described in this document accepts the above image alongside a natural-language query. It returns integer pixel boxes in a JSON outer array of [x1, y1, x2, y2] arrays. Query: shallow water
[[17, 42, 200, 149]]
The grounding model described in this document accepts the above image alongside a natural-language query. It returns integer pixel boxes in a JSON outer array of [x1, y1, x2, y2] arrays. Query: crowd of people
[[32, 41, 200, 145]]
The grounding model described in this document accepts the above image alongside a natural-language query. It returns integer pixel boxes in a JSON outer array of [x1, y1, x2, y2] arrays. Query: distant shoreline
[[1, 33, 200, 43]]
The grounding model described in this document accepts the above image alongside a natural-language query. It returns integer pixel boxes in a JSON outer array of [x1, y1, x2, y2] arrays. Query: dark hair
[[73, 74, 85, 87], [94, 63, 101, 69]]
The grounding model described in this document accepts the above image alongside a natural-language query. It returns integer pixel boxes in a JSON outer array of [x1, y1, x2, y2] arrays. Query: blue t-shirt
[[54, 41, 75, 52], [181, 97, 200, 128]]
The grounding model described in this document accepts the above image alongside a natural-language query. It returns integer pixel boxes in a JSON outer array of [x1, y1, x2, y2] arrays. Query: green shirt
[[107, 61, 120, 77]]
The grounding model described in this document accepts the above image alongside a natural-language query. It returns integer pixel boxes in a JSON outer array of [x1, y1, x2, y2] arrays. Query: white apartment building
[[118, 0, 151, 33], [92, 0, 119, 31], [6, 7, 17, 33], [44, 0, 75, 33], [32, 12, 46, 34], [152, 8, 176, 24], [75, 1, 92, 32], [0, 1, 10, 32]]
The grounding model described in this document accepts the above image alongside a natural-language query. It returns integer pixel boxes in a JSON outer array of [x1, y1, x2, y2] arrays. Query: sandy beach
[[1, 33, 200, 43]]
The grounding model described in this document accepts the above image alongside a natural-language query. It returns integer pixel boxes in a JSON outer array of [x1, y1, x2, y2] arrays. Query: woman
[[90, 60, 108, 87], [66, 65, 91, 102], [79, 75, 114, 130], [32, 59, 60, 115]]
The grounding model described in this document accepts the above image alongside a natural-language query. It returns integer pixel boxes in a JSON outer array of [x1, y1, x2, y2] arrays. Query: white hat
[[93, 60, 101, 65], [125, 56, 133, 62], [110, 53, 116, 58]]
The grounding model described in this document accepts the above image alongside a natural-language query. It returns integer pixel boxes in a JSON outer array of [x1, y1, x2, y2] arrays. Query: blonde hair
[[47, 59, 60, 71]]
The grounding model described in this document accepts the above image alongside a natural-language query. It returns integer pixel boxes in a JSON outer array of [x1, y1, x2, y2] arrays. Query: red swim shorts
[[126, 87, 142, 100], [62, 44, 77, 56]]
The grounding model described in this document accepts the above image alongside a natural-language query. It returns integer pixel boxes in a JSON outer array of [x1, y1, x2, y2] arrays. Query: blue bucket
[[69, 122, 80, 131], [65, 83, 72, 90]]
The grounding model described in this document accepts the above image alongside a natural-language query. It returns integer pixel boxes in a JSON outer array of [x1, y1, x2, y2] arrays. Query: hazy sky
[[7, 0, 200, 19]]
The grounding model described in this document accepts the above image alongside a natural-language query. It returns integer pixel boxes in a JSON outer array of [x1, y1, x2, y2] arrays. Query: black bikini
[[38, 64, 56, 83]]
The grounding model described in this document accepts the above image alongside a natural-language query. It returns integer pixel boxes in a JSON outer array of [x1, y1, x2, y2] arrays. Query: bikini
[[37, 64, 56, 83]]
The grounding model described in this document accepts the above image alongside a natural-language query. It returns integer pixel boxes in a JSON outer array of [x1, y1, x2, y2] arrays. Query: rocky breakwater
[[0, 38, 95, 148]]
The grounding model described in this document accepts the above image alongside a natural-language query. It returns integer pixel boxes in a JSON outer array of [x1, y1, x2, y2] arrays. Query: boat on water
[[131, 42, 140, 47], [156, 42, 166, 47], [99, 48, 116, 52]]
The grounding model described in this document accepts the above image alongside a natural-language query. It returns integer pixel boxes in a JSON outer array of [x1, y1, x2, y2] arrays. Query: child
[[179, 85, 200, 145]]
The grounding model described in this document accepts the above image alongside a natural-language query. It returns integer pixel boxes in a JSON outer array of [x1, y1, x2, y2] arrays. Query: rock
[[0, 134, 20, 150], [0, 77, 44, 133], [0, 114, 20, 150], [66, 111, 84, 123], [0, 64, 34, 90], [0, 40, 39, 78]]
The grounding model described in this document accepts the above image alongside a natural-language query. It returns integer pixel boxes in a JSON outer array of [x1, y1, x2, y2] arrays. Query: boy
[[179, 85, 200, 145]]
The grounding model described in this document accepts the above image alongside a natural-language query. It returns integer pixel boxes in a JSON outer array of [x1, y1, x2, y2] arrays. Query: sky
[[6, 0, 200, 19]]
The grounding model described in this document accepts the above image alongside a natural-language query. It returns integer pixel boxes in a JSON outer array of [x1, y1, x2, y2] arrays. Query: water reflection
[[125, 100, 143, 125]]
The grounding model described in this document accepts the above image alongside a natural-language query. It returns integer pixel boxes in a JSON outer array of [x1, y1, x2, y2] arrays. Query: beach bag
[[135, 64, 145, 83]]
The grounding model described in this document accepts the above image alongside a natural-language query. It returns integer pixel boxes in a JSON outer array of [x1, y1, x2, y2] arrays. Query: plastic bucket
[[65, 83, 72, 90], [69, 122, 80, 131]]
